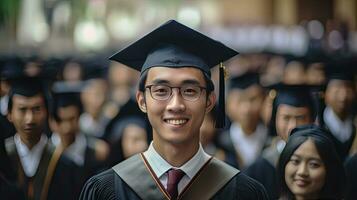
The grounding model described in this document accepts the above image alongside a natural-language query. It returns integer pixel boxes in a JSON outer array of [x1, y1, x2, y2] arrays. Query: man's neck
[[153, 139, 199, 167], [18, 133, 42, 150], [60, 134, 76, 149], [240, 123, 258, 136]]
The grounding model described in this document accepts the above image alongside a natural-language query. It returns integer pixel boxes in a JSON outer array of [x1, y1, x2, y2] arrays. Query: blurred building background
[[0, 0, 357, 57]]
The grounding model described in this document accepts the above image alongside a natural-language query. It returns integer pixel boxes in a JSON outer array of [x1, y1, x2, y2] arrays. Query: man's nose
[[25, 110, 34, 124], [166, 88, 186, 112]]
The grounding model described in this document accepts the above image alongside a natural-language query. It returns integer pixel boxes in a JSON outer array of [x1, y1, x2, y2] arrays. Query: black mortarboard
[[51, 81, 84, 120], [229, 72, 260, 90], [5, 58, 58, 113], [268, 83, 317, 136], [109, 20, 239, 128], [325, 58, 355, 82], [82, 58, 108, 80]]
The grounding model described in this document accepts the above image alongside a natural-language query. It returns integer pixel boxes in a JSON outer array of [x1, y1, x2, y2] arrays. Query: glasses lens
[[181, 85, 201, 101], [150, 85, 171, 100]]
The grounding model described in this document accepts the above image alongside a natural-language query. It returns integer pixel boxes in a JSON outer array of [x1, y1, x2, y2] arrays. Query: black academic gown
[[5, 136, 79, 200], [77, 136, 109, 188], [345, 153, 357, 200], [243, 136, 281, 200], [80, 154, 269, 200], [216, 130, 241, 168]]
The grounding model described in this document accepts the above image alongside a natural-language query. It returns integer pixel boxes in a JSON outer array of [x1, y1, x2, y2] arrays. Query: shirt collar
[[14, 133, 47, 157], [51, 132, 87, 166], [323, 106, 353, 142], [143, 142, 211, 179], [14, 133, 48, 177]]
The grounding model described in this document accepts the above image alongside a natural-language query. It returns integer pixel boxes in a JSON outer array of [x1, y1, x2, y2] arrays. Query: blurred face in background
[[8, 94, 47, 140], [325, 79, 355, 120], [62, 62, 83, 83], [276, 104, 312, 141], [283, 61, 306, 85], [121, 124, 148, 158], [51, 105, 80, 138], [81, 79, 108, 118], [306, 63, 326, 85], [227, 85, 264, 134], [285, 139, 326, 200], [108, 63, 138, 105]]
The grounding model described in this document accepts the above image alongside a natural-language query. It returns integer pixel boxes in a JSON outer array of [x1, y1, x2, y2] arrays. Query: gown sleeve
[[79, 169, 116, 200]]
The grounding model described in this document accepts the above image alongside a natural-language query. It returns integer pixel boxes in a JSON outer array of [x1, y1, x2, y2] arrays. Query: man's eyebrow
[[150, 79, 201, 85], [151, 79, 170, 84]]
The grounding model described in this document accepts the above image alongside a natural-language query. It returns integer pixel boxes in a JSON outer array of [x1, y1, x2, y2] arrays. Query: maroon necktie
[[167, 168, 185, 200]]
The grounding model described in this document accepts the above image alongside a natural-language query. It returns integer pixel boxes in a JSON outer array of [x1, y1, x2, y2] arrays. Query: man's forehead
[[13, 93, 45, 104], [145, 66, 206, 83], [277, 104, 311, 113]]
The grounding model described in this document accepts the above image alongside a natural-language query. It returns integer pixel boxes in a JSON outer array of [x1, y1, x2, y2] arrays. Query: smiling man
[[80, 20, 268, 200]]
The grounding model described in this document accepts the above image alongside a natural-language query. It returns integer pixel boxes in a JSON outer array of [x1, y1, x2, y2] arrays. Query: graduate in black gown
[[80, 20, 269, 200], [320, 59, 357, 161], [49, 81, 110, 194], [3, 71, 78, 200], [244, 84, 317, 199], [217, 72, 268, 169]]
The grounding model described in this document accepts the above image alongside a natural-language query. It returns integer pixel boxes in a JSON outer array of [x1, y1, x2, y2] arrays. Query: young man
[[244, 84, 317, 200], [4, 75, 78, 200], [80, 20, 268, 200], [50, 81, 110, 189], [218, 72, 267, 169], [321, 61, 356, 160]]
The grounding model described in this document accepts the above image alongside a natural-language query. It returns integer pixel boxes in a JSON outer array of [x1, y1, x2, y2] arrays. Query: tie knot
[[167, 168, 185, 199], [168, 168, 185, 183]]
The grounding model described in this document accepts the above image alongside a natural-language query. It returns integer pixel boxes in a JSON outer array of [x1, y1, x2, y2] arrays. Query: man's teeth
[[166, 119, 187, 125]]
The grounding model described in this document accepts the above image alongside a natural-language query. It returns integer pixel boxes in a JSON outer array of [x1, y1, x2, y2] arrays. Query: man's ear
[[205, 92, 216, 114], [136, 91, 147, 113], [7, 112, 12, 123], [48, 117, 58, 133]]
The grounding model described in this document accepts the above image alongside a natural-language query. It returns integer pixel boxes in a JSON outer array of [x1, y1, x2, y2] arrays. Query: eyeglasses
[[145, 84, 206, 101]]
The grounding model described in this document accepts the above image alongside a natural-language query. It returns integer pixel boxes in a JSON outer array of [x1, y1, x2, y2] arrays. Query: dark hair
[[277, 125, 346, 199], [138, 69, 215, 94], [8, 87, 49, 114], [51, 93, 83, 122], [107, 116, 150, 166]]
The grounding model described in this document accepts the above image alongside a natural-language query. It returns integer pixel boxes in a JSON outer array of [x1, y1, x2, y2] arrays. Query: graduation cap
[[51, 81, 84, 121], [109, 20, 239, 128], [229, 72, 260, 90], [268, 83, 317, 136], [5, 57, 58, 113], [325, 58, 356, 82]]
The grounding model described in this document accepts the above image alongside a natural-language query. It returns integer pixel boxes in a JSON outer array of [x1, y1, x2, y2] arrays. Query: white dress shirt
[[14, 134, 48, 177], [51, 132, 87, 166], [323, 106, 353, 142], [0, 95, 8, 115], [230, 122, 267, 167], [143, 142, 211, 194]]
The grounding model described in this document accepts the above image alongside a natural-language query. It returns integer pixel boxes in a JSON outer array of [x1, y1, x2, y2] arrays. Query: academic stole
[[6, 139, 62, 200], [141, 154, 213, 200]]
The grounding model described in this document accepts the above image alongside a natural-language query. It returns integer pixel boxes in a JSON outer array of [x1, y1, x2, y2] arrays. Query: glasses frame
[[145, 84, 207, 101]]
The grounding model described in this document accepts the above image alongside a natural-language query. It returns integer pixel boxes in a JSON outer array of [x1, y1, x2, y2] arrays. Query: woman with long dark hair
[[277, 125, 345, 200]]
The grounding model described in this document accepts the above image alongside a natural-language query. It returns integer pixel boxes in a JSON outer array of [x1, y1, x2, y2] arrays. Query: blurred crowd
[[0, 49, 357, 199]]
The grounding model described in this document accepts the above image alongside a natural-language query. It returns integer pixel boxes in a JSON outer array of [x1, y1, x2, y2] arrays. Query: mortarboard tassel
[[216, 62, 226, 129]]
